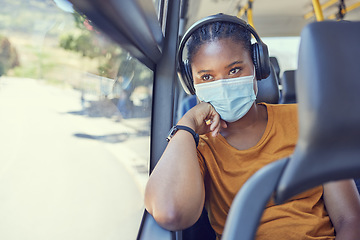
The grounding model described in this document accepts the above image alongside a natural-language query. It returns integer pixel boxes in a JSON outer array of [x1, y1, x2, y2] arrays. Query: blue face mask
[[194, 70, 257, 122]]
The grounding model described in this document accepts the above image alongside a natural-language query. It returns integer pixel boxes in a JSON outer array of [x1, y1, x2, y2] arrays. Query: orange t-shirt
[[196, 103, 335, 239]]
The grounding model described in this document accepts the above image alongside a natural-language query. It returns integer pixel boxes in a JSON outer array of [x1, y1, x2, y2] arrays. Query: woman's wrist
[[177, 115, 198, 133]]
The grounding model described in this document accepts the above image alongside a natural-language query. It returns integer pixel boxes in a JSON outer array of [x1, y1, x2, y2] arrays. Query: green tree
[[0, 35, 20, 76]]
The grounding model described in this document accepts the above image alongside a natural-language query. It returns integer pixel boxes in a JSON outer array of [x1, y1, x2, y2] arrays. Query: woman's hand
[[178, 102, 227, 137]]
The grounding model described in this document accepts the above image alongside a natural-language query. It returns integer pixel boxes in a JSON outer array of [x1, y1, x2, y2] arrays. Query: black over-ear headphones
[[177, 13, 270, 95]]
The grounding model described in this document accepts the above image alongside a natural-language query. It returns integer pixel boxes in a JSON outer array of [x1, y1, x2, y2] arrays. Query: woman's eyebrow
[[196, 61, 243, 74], [226, 61, 243, 68], [197, 69, 212, 74]]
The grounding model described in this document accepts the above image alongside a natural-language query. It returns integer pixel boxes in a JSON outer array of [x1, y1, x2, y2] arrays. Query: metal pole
[[304, 0, 337, 20], [247, 0, 255, 28], [237, 3, 248, 18], [312, 0, 324, 21]]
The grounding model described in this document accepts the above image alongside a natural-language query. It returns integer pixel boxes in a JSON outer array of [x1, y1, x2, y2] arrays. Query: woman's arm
[[323, 179, 360, 240], [144, 102, 226, 231]]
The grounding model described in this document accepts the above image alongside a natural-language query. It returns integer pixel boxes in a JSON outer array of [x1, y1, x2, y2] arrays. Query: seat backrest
[[176, 94, 197, 121], [275, 20, 360, 203], [356, 179, 360, 193], [270, 56, 280, 80], [256, 63, 280, 104], [280, 70, 296, 104]]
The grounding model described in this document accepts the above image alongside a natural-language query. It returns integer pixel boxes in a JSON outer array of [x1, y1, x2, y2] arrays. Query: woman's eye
[[201, 74, 213, 81], [229, 67, 240, 75]]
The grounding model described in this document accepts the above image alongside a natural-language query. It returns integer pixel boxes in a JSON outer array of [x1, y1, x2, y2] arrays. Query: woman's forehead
[[192, 38, 250, 67]]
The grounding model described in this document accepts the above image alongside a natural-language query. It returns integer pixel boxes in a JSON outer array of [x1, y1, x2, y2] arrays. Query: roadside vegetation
[[0, 35, 19, 76], [0, 0, 152, 97]]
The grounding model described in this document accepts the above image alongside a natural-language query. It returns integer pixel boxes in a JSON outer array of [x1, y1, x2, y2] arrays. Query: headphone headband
[[177, 13, 270, 95], [178, 14, 262, 58]]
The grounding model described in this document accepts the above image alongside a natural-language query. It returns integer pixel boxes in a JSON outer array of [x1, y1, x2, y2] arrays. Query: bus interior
[[0, 0, 359, 240]]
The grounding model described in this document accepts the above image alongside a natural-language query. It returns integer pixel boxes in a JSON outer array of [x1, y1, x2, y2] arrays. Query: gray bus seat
[[270, 56, 280, 80], [276, 20, 360, 201], [280, 70, 297, 104], [256, 63, 280, 104], [356, 179, 360, 192], [177, 94, 197, 120], [221, 20, 360, 240]]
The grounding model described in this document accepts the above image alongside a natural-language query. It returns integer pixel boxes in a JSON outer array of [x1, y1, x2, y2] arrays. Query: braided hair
[[186, 21, 252, 64]]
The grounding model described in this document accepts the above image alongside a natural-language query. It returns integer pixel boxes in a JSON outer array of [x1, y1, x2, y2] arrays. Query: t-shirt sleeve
[[196, 137, 207, 179], [197, 150, 206, 179]]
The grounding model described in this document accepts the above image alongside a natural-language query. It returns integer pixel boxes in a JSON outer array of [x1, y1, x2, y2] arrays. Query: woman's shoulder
[[198, 133, 229, 154], [263, 102, 297, 111], [262, 103, 298, 119], [260, 103, 299, 136]]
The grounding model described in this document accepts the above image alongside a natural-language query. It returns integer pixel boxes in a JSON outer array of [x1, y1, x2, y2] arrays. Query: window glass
[[262, 36, 301, 75], [153, 0, 162, 18], [0, 1, 151, 239]]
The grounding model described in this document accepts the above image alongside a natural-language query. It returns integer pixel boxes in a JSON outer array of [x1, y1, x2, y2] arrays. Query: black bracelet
[[166, 125, 199, 147]]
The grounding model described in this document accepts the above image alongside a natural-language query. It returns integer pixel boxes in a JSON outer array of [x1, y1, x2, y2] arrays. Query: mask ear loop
[[254, 80, 259, 97], [252, 66, 259, 97], [252, 65, 257, 80]]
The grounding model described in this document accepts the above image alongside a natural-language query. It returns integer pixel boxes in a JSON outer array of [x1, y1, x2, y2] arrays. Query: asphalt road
[[0, 77, 148, 240]]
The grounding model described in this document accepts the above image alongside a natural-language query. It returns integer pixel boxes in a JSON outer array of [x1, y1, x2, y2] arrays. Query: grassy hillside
[[0, 0, 75, 36], [0, 0, 105, 89], [0, 0, 150, 99]]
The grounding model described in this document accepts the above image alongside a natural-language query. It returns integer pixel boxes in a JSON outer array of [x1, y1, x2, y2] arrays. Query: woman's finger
[[220, 119, 228, 129], [209, 111, 221, 137]]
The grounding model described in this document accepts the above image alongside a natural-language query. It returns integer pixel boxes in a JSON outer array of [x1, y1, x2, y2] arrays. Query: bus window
[[262, 36, 301, 76], [0, 1, 151, 239]]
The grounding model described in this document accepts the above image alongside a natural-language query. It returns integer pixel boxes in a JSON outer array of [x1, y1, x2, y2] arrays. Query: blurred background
[[0, 0, 153, 239]]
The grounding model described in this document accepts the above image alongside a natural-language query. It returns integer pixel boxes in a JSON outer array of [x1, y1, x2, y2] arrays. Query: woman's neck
[[220, 103, 268, 150], [222, 103, 267, 132]]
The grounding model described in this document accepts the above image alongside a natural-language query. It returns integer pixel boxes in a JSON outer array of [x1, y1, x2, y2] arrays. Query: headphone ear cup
[[184, 60, 195, 94], [178, 59, 196, 95], [252, 43, 271, 80], [252, 43, 261, 79], [184, 60, 193, 82]]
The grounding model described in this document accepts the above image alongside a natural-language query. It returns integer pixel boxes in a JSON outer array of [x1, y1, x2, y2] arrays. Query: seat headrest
[[256, 63, 280, 104], [270, 57, 280, 80], [280, 70, 297, 104], [276, 21, 360, 203]]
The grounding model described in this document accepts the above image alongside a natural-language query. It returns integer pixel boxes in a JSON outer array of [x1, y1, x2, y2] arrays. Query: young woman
[[144, 14, 360, 240]]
